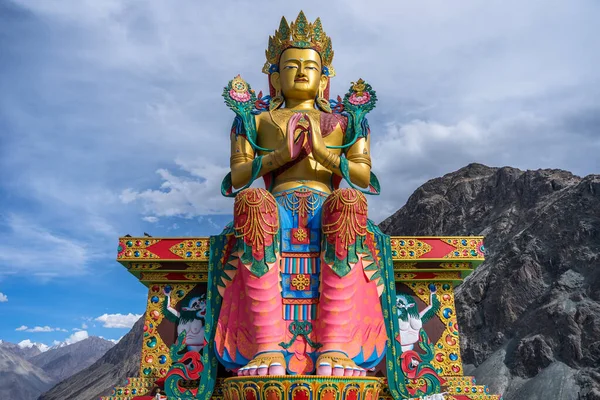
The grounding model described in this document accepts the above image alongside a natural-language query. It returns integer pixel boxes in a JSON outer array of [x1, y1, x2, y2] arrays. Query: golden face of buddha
[[272, 48, 328, 103]]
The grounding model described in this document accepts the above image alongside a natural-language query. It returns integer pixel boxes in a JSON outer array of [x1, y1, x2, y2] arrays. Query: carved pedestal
[[102, 236, 502, 400]]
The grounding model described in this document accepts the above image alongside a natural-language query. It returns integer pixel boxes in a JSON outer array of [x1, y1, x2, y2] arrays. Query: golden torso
[[255, 110, 344, 194]]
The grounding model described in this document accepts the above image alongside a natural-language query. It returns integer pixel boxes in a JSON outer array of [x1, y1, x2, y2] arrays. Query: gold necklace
[[269, 108, 321, 136]]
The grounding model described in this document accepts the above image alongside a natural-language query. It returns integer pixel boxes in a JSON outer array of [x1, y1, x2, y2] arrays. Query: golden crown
[[263, 11, 335, 76]]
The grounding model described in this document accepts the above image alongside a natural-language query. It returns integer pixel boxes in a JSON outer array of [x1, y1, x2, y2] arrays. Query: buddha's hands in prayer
[[305, 114, 330, 166], [288, 112, 310, 160], [271, 112, 305, 166]]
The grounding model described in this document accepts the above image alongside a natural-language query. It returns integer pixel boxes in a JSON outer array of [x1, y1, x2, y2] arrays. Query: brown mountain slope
[[379, 163, 600, 400], [38, 317, 143, 400]]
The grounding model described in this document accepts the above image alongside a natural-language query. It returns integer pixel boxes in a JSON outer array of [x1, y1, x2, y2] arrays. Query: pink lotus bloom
[[230, 89, 251, 103], [348, 91, 371, 106]]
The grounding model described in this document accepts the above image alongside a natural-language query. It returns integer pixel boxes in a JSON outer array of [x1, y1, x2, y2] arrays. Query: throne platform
[[102, 236, 501, 400]]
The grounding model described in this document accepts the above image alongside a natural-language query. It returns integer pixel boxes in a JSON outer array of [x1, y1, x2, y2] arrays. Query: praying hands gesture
[[278, 112, 338, 171]]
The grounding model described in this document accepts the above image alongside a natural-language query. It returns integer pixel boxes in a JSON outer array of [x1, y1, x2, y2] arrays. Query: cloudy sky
[[0, 0, 598, 347]]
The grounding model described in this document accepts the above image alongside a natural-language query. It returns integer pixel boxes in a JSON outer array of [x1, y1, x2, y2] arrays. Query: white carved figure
[[163, 289, 207, 352], [396, 286, 440, 352]]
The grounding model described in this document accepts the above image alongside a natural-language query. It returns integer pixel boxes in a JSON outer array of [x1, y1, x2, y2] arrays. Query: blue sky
[[1, 0, 599, 348]]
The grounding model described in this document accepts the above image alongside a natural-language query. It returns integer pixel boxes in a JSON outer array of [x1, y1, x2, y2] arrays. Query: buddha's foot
[[315, 351, 367, 377], [237, 352, 286, 376]]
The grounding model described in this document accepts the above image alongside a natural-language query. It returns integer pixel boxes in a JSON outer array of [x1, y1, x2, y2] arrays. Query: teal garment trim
[[221, 156, 263, 198], [338, 156, 381, 196]]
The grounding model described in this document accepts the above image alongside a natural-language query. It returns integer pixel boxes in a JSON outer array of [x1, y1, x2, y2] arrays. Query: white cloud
[[18, 339, 50, 352], [82, 322, 88, 329], [95, 313, 142, 329], [17, 339, 35, 348], [28, 326, 54, 333], [0, 292, 7, 302], [142, 216, 159, 223], [64, 330, 89, 345], [15, 325, 68, 333], [120, 161, 231, 218]]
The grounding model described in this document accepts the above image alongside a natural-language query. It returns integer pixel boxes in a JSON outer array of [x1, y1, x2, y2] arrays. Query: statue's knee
[[234, 188, 278, 224], [321, 188, 369, 256], [323, 188, 368, 218]]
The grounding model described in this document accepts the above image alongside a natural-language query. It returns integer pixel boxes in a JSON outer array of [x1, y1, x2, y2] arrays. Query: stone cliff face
[[380, 163, 600, 400], [39, 316, 144, 400]]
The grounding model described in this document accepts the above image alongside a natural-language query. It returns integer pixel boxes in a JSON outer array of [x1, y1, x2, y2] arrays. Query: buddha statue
[[213, 11, 388, 377]]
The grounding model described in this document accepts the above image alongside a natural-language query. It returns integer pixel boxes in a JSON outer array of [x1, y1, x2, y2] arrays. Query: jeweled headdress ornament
[[262, 11, 335, 77]]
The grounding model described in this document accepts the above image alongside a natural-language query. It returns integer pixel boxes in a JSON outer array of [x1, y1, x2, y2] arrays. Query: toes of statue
[[256, 364, 268, 376], [240, 352, 287, 376], [316, 352, 366, 377], [332, 364, 345, 376], [316, 361, 333, 376], [269, 362, 285, 375]]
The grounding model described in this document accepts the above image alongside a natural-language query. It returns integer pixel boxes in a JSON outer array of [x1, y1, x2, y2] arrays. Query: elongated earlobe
[[270, 72, 284, 111], [316, 77, 331, 113]]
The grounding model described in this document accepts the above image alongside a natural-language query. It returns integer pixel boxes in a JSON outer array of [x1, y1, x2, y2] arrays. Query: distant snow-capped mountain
[[0, 339, 47, 359], [0, 336, 115, 400], [30, 336, 115, 382]]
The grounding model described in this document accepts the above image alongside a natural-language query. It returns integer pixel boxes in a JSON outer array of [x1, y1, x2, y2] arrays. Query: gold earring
[[316, 87, 331, 113], [270, 87, 284, 111]]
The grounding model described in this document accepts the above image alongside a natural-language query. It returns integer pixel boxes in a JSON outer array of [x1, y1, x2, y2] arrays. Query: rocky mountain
[[0, 346, 54, 400], [30, 336, 115, 382], [380, 163, 600, 400], [0, 336, 115, 400], [39, 316, 144, 400]]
